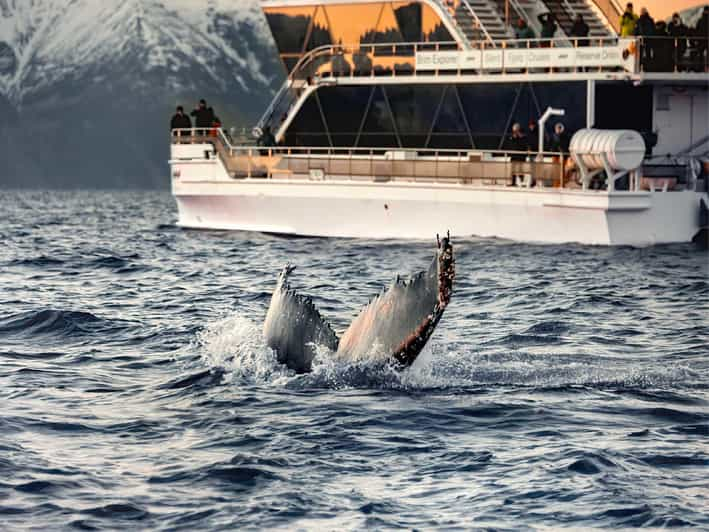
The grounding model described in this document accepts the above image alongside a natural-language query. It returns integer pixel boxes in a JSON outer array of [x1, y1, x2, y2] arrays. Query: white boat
[[170, 0, 709, 246]]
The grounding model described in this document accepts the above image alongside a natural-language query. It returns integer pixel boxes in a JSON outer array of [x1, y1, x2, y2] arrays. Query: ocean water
[[0, 189, 707, 530]]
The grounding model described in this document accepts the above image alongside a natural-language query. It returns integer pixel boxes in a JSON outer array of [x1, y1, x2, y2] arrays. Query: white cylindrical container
[[570, 129, 646, 171]]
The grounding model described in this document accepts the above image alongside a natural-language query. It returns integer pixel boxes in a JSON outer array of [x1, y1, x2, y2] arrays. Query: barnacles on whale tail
[[264, 236, 455, 373]]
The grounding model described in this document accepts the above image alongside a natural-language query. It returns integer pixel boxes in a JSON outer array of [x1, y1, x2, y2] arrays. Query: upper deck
[[254, 0, 707, 162], [259, 0, 708, 82]]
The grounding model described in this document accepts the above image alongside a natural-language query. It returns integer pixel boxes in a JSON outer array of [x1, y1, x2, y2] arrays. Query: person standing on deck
[[505, 123, 530, 186], [654, 20, 674, 72], [170, 106, 192, 141], [514, 18, 535, 45], [538, 13, 558, 46], [570, 14, 590, 46], [620, 3, 638, 37], [668, 12, 689, 70], [635, 8, 656, 71], [551, 123, 570, 155], [191, 99, 215, 136]]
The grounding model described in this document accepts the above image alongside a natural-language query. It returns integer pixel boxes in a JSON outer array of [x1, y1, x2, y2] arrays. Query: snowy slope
[[0, 0, 282, 188], [0, 0, 275, 104]]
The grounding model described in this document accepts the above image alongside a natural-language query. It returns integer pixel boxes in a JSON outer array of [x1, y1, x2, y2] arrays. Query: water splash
[[197, 313, 700, 391], [197, 313, 291, 384]]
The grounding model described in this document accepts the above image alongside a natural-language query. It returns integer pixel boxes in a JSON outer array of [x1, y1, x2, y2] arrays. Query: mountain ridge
[[0, 0, 282, 188]]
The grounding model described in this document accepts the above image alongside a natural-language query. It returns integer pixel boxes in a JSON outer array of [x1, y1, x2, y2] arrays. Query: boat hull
[[173, 178, 706, 246]]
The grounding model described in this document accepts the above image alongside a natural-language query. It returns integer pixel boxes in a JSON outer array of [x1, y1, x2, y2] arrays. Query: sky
[[638, 0, 705, 19]]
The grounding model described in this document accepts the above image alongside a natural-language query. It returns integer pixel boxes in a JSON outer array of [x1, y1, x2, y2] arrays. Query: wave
[[8, 253, 143, 272], [9, 256, 65, 267], [0, 309, 112, 338]]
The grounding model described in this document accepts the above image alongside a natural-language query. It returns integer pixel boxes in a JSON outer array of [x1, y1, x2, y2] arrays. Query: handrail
[[253, 35, 706, 134], [171, 129, 571, 186], [171, 129, 563, 159], [269, 36, 707, 83], [635, 36, 709, 74], [432, 0, 477, 49], [508, 0, 543, 37], [459, 0, 495, 46], [254, 79, 292, 135], [287, 40, 462, 82], [561, 0, 578, 20]]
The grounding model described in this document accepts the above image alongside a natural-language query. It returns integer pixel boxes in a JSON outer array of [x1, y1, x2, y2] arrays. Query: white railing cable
[[255, 79, 292, 133]]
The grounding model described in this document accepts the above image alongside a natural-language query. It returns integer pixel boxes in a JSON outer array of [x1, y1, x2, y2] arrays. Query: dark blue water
[[1, 190, 707, 530]]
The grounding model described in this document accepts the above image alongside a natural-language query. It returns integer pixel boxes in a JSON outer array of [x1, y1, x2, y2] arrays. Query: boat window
[[265, 2, 453, 74], [284, 82, 586, 151], [264, 6, 314, 55], [307, 6, 333, 50]]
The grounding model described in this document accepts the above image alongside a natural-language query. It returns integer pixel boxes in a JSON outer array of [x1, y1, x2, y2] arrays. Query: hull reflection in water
[[263, 236, 455, 373]]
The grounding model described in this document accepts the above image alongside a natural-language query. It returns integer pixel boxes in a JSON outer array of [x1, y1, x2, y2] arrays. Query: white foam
[[196, 312, 697, 391], [197, 312, 291, 385]]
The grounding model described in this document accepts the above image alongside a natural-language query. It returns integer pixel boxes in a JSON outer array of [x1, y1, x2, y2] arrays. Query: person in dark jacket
[[634, 8, 655, 70], [634, 7, 655, 37], [668, 12, 689, 70], [191, 99, 215, 135], [696, 6, 709, 37], [538, 13, 558, 46], [505, 123, 529, 185], [170, 106, 192, 140], [654, 21, 674, 72], [526, 119, 549, 153], [258, 126, 277, 155], [570, 14, 590, 46], [551, 123, 570, 154]]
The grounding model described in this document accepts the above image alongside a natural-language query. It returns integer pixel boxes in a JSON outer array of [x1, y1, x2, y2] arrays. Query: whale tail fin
[[336, 235, 454, 367], [264, 236, 454, 373], [263, 265, 339, 374]]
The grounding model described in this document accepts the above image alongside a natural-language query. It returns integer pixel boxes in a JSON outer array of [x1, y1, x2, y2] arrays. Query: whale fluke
[[263, 264, 339, 374], [263, 237, 454, 373]]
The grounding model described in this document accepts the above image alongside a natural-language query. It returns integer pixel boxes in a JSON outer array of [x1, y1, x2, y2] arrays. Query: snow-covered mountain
[[0, 0, 282, 188]]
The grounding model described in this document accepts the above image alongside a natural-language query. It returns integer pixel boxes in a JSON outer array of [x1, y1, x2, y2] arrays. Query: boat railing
[[254, 80, 293, 138], [285, 36, 707, 83], [171, 129, 572, 188], [635, 36, 709, 74]]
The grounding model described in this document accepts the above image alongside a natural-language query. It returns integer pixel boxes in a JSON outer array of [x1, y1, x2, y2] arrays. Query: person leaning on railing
[[170, 106, 192, 141]]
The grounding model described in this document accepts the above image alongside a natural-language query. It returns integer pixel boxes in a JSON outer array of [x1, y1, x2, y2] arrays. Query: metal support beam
[[586, 79, 596, 129]]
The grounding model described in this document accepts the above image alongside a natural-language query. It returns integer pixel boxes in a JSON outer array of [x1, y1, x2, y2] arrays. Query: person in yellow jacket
[[620, 2, 638, 37]]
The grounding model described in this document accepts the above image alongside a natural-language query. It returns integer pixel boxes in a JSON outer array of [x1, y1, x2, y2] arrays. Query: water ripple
[[0, 190, 707, 530]]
